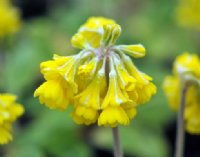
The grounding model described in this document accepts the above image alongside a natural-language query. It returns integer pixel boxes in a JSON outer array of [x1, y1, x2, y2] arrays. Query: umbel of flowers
[[0, 0, 21, 38], [163, 53, 200, 134], [0, 93, 24, 144], [34, 17, 156, 127]]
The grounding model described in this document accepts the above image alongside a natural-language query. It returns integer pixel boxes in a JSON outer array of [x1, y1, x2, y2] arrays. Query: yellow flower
[[175, 0, 200, 30], [114, 44, 146, 58], [101, 71, 133, 109], [173, 52, 200, 77], [163, 53, 200, 134], [34, 80, 71, 110], [0, 0, 21, 38], [185, 103, 200, 134], [72, 105, 99, 125], [71, 17, 116, 49], [98, 107, 129, 127], [34, 17, 156, 127], [0, 93, 24, 144], [120, 52, 157, 104], [163, 76, 180, 111]]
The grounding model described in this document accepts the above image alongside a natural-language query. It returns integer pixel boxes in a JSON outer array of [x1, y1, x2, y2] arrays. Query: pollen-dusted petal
[[34, 80, 70, 110], [72, 105, 99, 125], [98, 107, 129, 127], [116, 44, 146, 58], [0, 123, 12, 145]]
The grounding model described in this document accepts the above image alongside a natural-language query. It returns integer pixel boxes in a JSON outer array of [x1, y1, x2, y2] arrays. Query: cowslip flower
[[34, 17, 156, 127], [0, 0, 21, 38], [0, 93, 24, 144], [163, 53, 200, 134], [175, 0, 200, 30]]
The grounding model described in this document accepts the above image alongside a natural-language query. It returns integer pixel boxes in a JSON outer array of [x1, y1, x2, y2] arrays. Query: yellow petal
[[174, 52, 200, 77], [163, 76, 180, 111], [0, 93, 24, 124], [113, 56, 136, 91], [116, 44, 146, 58], [72, 105, 99, 125], [0, 123, 12, 145], [101, 73, 133, 109], [102, 24, 121, 46], [74, 74, 104, 110], [71, 17, 116, 49], [34, 80, 70, 110], [98, 107, 129, 127], [185, 104, 200, 134]]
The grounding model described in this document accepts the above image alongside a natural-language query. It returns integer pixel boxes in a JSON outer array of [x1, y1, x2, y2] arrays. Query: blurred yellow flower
[[34, 17, 156, 127], [0, 0, 21, 38], [0, 93, 24, 144], [176, 0, 200, 30], [163, 53, 200, 134]]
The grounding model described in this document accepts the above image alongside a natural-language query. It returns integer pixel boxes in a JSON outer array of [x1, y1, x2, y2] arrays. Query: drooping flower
[[0, 93, 24, 144], [163, 52, 200, 134], [34, 17, 157, 127], [0, 0, 21, 38], [175, 0, 200, 30]]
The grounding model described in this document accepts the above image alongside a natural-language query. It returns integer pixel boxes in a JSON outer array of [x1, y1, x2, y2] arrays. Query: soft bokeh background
[[0, 0, 200, 157]]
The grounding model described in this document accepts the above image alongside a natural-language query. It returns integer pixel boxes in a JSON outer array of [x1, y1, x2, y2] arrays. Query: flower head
[[0, 93, 24, 144], [0, 0, 21, 38], [34, 17, 156, 127], [163, 53, 200, 134]]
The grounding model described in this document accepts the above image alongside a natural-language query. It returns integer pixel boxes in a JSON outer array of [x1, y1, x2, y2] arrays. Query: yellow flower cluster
[[0, 0, 21, 38], [176, 0, 200, 30], [163, 53, 200, 134], [0, 93, 24, 144], [34, 17, 156, 127]]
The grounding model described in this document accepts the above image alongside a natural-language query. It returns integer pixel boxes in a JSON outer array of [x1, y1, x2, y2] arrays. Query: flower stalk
[[112, 127, 123, 157], [175, 82, 188, 157]]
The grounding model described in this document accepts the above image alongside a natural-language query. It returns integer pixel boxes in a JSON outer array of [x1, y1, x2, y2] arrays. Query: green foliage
[[1, 0, 200, 156]]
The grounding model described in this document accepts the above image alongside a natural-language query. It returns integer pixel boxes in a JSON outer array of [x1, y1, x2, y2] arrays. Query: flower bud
[[116, 44, 146, 58]]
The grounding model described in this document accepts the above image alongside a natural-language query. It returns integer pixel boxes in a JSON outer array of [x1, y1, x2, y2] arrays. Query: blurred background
[[0, 0, 200, 157]]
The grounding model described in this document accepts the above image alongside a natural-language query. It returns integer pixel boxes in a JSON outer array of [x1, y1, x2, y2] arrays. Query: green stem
[[175, 85, 188, 157], [112, 127, 123, 157]]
